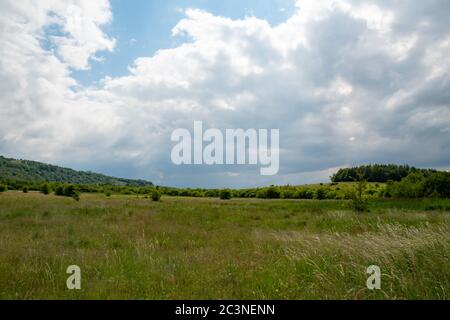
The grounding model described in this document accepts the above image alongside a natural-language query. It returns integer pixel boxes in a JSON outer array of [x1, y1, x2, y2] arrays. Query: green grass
[[0, 192, 449, 300]]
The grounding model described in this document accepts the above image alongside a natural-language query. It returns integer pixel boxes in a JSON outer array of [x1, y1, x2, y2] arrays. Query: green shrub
[[22, 186, 29, 193], [266, 186, 280, 199], [72, 192, 81, 202], [0, 184, 7, 192], [315, 188, 327, 200], [55, 186, 65, 196], [151, 190, 161, 202], [64, 185, 76, 197], [41, 184, 51, 195], [220, 189, 232, 200]]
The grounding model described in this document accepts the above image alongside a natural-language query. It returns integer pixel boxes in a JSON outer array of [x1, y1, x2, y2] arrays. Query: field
[[0, 192, 449, 300]]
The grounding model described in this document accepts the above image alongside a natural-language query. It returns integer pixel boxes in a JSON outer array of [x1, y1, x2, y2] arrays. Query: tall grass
[[0, 192, 448, 299]]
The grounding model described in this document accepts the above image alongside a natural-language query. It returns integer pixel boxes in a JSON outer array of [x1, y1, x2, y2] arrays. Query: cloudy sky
[[0, 0, 449, 188]]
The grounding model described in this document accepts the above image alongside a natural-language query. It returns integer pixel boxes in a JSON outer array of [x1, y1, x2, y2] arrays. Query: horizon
[[1, 0, 450, 188]]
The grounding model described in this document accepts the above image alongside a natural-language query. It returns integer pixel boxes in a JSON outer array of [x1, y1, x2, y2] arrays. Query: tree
[[41, 184, 51, 195], [0, 184, 7, 193], [351, 171, 369, 212], [220, 189, 232, 200], [151, 190, 161, 202], [266, 186, 281, 199], [22, 186, 29, 193]]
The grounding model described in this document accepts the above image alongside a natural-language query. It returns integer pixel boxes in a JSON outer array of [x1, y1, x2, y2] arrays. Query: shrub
[[55, 186, 65, 196], [105, 192, 111, 197], [266, 186, 281, 199], [22, 186, 29, 193], [297, 189, 314, 199], [351, 173, 370, 213], [315, 188, 327, 200], [72, 192, 81, 202], [64, 185, 76, 197], [0, 184, 7, 192], [41, 184, 51, 195], [256, 189, 267, 199], [151, 190, 161, 202], [220, 189, 232, 200]]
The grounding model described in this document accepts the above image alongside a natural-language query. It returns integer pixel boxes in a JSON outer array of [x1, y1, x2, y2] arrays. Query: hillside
[[0, 156, 153, 186]]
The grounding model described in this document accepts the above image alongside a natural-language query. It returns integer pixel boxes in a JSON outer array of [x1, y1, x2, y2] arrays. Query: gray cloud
[[0, 0, 449, 188]]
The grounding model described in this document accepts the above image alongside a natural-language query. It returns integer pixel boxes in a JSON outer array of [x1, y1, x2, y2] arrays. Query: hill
[[0, 155, 153, 186]]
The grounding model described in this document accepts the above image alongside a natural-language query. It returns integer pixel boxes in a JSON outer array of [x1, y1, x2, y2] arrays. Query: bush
[[41, 184, 51, 195], [22, 186, 29, 193], [55, 186, 65, 196], [266, 186, 281, 199], [151, 190, 161, 202], [105, 192, 111, 197], [256, 189, 267, 199], [296, 189, 314, 199], [64, 185, 76, 197], [315, 188, 327, 200], [220, 189, 232, 200], [0, 184, 7, 192], [72, 192, 81, 202]]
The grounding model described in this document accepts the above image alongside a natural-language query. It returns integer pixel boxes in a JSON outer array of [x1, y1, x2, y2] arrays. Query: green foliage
[[41, 184, 51, 195], [22, 186, 28, 193], [386, 171, 450, 199], [152, 189, 161, 202], [350, 172, 370, 213], [72, 192, 80, 202], [0, 184, 7, 192], [219, 189, 232, 200], [151, 190, 161, 202], [332, 164, 436, 183], [55, 186, 65, 196], [0, 155, 153, 186], [266, 186, 281, 199]]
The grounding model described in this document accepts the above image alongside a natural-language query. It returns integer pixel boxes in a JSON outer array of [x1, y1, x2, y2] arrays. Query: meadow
[[0, 191, 449, 300]]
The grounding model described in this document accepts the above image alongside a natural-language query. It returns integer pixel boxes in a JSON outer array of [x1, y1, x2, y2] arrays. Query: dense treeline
[[0, 155, 153, 186], [331, 164, 437, 182], [1, 172, 449, 201]]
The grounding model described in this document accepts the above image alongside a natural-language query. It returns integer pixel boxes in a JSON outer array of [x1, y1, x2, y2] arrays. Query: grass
[[0, 192, 449, 300]]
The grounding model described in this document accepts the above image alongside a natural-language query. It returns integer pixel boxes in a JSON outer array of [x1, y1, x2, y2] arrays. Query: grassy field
[[0, 192, 449, 300]]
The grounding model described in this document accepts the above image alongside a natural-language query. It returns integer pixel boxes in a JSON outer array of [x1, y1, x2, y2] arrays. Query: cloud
[[0, 0, 449, 187]]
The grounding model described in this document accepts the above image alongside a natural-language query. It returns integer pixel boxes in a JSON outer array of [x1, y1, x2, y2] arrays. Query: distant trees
[[220, 189, 232, 200], [331, 164, 436, 183], [386, 171, 450, 198]]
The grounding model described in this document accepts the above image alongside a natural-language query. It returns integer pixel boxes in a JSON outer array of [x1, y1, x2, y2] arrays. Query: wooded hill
[[0, 155, 153, 186]]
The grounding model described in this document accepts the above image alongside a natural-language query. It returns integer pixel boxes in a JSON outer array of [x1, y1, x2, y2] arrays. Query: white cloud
[[1, 0, 450, 187]]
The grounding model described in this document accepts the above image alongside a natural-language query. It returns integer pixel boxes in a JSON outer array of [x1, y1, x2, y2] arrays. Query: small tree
[[151, 190, 161, 202], [55, 186, 65, 196], [41, 184, 51, 195], [0, 184, 7, 193], [22, 186, 29, 193], [72, 191, 81, 202], [64, 185, 76, 197], [351, 171, 369, 213], [266, 186, 281, 199], [220, 189, 232, 200]]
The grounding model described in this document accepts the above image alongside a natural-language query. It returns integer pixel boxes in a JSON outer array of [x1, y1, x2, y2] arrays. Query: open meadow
[[0, 192, 449, 300]]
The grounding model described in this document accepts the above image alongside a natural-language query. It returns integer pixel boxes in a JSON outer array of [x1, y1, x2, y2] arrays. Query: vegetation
[[0, 155, 153, 186], [220, 189, 232, 200], [331, 164, 437, 183], [0, 193, 448, 299], [151, 190, 161, 202]]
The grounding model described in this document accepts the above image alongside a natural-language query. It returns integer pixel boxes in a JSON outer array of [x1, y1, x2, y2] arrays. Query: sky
[[0, 0, 449, 188]]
